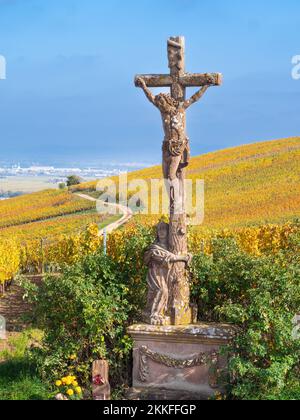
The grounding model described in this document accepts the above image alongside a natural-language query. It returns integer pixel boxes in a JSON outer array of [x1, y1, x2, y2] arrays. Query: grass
[[99, 214, 122, 229], [0, 360, 49, 400], [0, 330, 50, 400]]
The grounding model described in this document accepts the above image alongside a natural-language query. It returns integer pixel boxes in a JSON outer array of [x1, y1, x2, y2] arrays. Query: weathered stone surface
[[135, 36, 222, 326], [92, 360, 111, 400], [128, 323, 235, 399], [134, 73, 222, 88], [143, 222, 191, 326], [128, 323, 236, 343], [126, 387, 208, 401]]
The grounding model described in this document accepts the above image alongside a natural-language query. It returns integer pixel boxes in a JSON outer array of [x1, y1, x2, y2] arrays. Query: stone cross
[[135, 36, 222, 326]]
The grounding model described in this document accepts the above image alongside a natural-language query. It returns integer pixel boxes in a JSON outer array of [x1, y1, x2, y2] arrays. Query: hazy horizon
[[1, 135, 297, 169], [0, 0, 299, 163]]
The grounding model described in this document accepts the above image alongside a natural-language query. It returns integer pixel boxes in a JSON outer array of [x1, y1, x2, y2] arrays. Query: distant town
[[0, 162, 151, 198], [0, 164, 123, 179]]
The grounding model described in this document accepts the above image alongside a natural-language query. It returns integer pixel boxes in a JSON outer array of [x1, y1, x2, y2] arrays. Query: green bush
[[25, 228, 300, 400], [23, 226, 153, 396], [191, 238, 300, 400], [24, 253, 145, 393], [66, 175, 82, 187]]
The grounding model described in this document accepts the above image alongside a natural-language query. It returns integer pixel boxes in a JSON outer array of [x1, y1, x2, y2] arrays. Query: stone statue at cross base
[[143, 222, 192, 326]]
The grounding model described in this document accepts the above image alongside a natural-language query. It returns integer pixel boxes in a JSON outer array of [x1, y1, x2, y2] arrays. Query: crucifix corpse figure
[[136, 77, 211, 182]]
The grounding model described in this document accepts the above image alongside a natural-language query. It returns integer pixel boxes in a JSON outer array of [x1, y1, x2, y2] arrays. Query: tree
[[58, 182, 66, 190], [66, 175, 82, 187]]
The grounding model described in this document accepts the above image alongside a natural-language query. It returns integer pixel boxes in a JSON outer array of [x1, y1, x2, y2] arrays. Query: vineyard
[[0, 189, 95, 229], [72, 136, 300, 228], [0, 138, 299, 401], [0, 189, 116, 289], [1, 137, 299, 288], [1, 220, 300, 289], [0, 212, 110, 242]]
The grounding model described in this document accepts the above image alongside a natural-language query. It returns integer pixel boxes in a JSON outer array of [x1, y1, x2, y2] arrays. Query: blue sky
[[0, 0, 299, 165]]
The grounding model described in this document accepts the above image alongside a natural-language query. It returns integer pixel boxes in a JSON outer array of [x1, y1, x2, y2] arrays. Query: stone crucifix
[[135, 36, 222, 326]]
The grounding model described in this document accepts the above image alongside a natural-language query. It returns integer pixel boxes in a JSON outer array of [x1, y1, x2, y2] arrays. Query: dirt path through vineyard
[[75, 193, 133, 232]]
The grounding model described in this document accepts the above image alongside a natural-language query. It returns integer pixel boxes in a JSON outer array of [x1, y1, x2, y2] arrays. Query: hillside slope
[[0, 188, 125, 242], [0, 189, 105, 241], [0, 189, 95, 229], [73, 137, 300, 228]]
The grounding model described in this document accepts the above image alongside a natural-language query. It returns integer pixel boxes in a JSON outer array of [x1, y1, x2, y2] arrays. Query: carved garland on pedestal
[[138, 345, 220, 388]]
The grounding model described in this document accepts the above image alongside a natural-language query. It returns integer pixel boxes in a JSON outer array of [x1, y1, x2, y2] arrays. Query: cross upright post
[[135, 36, 222, 326]]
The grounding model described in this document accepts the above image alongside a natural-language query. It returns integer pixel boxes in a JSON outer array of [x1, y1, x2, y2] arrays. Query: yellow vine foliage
[[0, 189, 95, 229], [0, 240, 20, 284], [1, 136, 300, 282], [0, 221, 299, 282], [0, 212, 104, 242], [188, 222, 300, 256], [19, 223, 103, 271], [71, 137, 300, 229], [108, 220, 300, 261]]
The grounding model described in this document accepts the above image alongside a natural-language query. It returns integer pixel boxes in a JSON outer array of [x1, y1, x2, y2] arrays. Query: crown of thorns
[[155, 93, 178, 108]]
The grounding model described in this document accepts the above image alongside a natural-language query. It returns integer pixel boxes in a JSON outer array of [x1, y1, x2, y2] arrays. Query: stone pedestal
[[128, 323, 235, 400]]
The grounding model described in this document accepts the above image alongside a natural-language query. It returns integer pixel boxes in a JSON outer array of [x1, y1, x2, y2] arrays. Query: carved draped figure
[[143, 243, 175, 324]]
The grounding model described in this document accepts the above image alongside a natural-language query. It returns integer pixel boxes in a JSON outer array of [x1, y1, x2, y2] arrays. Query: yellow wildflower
[[65, 377, 72, 386], [67, 389, 74, 396], [55, 380, 62, 387]]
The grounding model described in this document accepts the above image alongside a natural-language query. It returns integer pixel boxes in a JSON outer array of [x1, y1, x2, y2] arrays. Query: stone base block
[[128, 323, 235, 400]]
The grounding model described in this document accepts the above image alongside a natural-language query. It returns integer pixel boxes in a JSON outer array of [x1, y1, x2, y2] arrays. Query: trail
[[75, 193, 133, 234]]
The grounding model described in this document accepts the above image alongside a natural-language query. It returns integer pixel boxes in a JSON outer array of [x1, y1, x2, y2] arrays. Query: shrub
[[24, 228, 300, 399], [25, 253, 139, 392], [66, 175, 82, 187], [191, 237, 300, 400]]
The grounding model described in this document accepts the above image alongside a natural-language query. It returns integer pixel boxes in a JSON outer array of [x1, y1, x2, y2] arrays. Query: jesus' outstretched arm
[[136, 77, 156, 107], [183, 85, 210, 109]]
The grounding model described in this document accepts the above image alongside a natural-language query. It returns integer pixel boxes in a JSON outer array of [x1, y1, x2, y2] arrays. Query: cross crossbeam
[[135, 72, 222, 88]]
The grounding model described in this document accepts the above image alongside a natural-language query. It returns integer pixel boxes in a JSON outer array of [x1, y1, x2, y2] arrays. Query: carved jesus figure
[[136, 77, 211, 181], [143, 222, 191, 326]]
